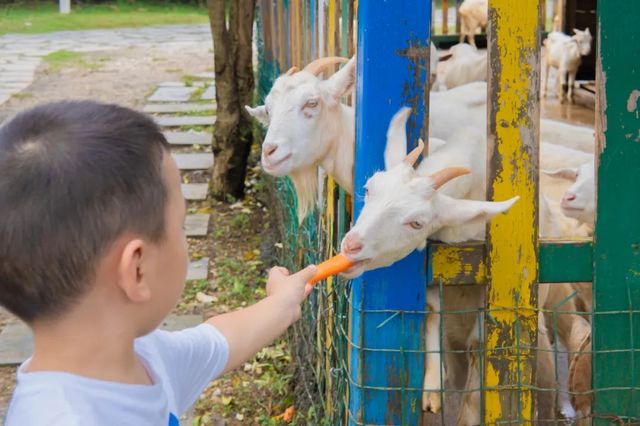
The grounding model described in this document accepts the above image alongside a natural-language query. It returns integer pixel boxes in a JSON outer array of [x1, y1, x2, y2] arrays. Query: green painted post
[[593, 2, 640, 423]]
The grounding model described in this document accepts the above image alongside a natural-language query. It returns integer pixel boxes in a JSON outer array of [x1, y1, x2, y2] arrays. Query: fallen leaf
[[221, 396, 233, 406], [235, 413, 244, 421], [283, 406, 295, 422]]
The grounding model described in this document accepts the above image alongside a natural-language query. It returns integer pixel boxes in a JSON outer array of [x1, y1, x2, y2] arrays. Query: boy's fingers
[[269, 266, 290, 279], [275, 266, 290, 276], [292, 265, 317, 284], [303, 283, 314, 298]]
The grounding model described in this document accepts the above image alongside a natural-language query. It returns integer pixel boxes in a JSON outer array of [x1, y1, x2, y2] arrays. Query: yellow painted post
[[323, 0, 338, 411], [277, 0, 286, 69], [484, 0, 541, 423]]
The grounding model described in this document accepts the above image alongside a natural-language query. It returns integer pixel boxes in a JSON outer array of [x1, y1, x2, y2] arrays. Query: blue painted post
[[309, 0, 316, 60], [349, 2, 431, 425]]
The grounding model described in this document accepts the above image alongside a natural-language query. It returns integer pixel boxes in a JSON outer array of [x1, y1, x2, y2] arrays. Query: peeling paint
[[627, 89, 640, 113], [484, 0, 540, 422]]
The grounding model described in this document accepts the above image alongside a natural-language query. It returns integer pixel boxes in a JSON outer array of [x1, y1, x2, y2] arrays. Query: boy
[[0, 100, 316, 425]]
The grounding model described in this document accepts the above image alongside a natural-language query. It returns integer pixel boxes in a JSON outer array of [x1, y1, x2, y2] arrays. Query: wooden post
[[59, 0, 70, 14], [349, 1, 430, 424], [483, 0, 541, 423], [593, 1, 640, 423], [442, 0, 449, 35]]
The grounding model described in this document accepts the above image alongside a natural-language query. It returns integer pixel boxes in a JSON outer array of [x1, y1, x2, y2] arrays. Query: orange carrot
[[309, 253, 353, 285]]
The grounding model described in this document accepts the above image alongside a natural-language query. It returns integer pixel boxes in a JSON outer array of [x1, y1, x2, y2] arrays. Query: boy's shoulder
[[4, 324, 229, 426], [6, 379, 81, 426]]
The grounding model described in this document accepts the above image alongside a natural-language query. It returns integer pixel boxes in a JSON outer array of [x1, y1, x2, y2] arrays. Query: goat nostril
[[264, 144, 278, 157], [564, 193, 577, 202]]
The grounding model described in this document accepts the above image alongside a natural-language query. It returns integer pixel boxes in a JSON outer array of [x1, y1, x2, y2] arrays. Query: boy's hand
[[266, 265, 317, 321]]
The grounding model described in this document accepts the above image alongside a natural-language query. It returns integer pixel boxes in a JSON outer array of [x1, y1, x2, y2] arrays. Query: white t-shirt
[[4, 323, 229, 426]]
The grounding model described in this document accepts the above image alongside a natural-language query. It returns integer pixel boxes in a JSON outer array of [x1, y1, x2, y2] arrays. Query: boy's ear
[[117, 239, 151, 303], [434, 194, 520, 228]]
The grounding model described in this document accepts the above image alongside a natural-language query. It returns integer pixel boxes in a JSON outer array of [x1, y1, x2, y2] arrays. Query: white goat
[[543, 28, 593, 103], [249, 66, 594, 222], [340, 109, 592, 424], [544, 158, 595, 230], [539, 120, 595, 153], [247, 58, 488, 222], [458, 0, 488, 48], [436, 43, 487, 90]]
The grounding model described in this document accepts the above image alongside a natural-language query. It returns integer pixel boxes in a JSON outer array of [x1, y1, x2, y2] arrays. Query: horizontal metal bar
[[427, 239, 593, 285]]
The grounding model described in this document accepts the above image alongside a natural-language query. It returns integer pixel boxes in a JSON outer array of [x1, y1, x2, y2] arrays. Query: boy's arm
[[206, 265, 316, 374]]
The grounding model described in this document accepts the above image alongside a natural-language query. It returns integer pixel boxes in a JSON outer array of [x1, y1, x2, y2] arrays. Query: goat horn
[[303, 56, 349, 76], [404, 138, 425, 166], [429, 167, 471, 190], [285, 66, 298, 76]]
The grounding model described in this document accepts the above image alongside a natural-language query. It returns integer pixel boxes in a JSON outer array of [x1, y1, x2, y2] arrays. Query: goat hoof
[[422, 392, 443, 413]]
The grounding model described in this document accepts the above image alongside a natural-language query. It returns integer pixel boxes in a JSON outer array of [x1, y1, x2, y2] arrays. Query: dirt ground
[[0, 44, 213, 122]]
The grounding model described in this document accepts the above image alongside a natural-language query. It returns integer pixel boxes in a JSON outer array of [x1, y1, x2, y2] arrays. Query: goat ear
[[584, 27, 591, 35], [434, 194, 520, 228], [428, 138, 447, 154], [542, 167, 578, 181], [384, 107, 411, 170], [320, 56, 356, 99], [245, 105, 269, 126]]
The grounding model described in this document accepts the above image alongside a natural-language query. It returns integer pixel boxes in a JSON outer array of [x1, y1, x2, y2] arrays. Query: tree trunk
[[207, 0, 256, 200]]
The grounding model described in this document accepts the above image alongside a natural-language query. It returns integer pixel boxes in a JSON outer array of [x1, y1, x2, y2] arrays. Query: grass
[[0, 1, 208, 35], [42, 49, 105, 72]]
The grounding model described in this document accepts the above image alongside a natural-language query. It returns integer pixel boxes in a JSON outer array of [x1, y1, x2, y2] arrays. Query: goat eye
[[305, 99, 319, 109], [408, 221, 423, 230]]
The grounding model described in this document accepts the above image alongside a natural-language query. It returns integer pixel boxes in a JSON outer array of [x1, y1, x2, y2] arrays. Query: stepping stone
[[181, 183, 209, 200], [184, 214, 210, 237], [158, 81, 186, 87], [159, 314, 203, 331], [190, 71, 215, 80], [164, 131, 211, 145], [144, 103, 214, 114], [155, 115, 216, 127], [187, 257, 209, 281], [0, 63, 38, 72], [0, 73, 33, 83], [173, 153, 213, 170], [0, 321, 31, 366], [147, 87, 197, 102], [200, 86, 216, 100]]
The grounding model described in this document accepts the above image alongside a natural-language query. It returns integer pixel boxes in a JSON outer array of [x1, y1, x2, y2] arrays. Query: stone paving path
[[0, 24, 212, 105]]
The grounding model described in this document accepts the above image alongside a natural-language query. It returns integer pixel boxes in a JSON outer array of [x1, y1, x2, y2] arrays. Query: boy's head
[[0, 101, 188, 333]]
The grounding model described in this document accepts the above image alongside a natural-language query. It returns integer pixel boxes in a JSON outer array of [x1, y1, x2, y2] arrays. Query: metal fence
[[256, 0, 640, 424]]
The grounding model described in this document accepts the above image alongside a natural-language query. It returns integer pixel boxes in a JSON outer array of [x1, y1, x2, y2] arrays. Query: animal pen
[[256, 1, 640, 424]]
